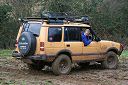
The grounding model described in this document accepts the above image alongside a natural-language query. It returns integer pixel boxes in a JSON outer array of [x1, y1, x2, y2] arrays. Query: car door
[[64, 27, 83, 55], [82, 41, 101, 55], [45, 27, 65, 55], [82, 28, 102, 60]]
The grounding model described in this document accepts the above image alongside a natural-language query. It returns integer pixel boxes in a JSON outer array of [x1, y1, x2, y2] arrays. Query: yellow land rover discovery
[[12, 12, 123, 75]]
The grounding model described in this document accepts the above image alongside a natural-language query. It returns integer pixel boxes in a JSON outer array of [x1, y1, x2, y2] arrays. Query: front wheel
[[101, 51, 119, 69], [52, 54, 72, 75]]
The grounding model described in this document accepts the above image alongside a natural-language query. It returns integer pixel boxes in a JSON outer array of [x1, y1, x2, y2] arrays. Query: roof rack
[[19, 12, 90, 25]]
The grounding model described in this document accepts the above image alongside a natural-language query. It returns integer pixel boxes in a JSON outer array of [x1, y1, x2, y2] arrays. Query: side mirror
[[88, 36, 92, 40], [95, 37, 101, 42]]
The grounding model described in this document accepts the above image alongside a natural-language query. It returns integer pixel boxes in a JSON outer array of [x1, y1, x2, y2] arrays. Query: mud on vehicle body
[[12, 12, 123, 75]]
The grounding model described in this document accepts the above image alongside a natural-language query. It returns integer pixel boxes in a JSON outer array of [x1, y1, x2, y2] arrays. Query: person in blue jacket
[[81, 29, 92, 46]]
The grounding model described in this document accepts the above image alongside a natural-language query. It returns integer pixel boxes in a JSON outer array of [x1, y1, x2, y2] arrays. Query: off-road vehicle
[[12, 12, 123, 75]]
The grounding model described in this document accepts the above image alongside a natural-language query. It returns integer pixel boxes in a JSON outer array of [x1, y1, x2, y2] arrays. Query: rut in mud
[[0, 57, 128, 85]]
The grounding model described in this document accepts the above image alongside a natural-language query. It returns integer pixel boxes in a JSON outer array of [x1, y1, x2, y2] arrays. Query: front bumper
[[12, 51, 47, 60]]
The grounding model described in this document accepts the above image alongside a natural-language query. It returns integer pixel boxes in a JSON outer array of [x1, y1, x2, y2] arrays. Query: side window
[[48, 27, 62, 42], [64, 27, 81, 41]]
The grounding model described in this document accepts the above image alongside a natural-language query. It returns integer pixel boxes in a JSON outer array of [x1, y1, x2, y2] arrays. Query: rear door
[[20, 22, 42, 54], [64, 27, 83, 55], [45, 27, 64, 55]]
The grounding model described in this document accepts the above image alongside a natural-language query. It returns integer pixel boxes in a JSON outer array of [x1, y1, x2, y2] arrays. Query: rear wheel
[[101, 51, 119, 69], [52, 54, 72, 75]]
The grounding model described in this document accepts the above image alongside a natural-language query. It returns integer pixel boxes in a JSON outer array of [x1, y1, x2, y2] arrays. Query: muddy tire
[[101, 51, 119, 69], [78, 62, 90, 67], [52, 54, 72, 75], [27, 64, 44, 71]]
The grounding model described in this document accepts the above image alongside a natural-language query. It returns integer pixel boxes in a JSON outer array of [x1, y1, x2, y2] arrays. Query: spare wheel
[[18, 32, 36, 56]]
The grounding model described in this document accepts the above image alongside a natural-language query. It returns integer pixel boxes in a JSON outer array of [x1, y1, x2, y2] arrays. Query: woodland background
[[0, 0, 127, 49]]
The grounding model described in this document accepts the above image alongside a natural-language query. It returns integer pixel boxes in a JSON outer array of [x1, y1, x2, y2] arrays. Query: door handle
[[66, 44, 70, 47]]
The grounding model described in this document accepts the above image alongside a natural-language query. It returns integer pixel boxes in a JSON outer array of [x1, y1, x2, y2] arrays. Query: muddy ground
[[0, 57, 128, 85]]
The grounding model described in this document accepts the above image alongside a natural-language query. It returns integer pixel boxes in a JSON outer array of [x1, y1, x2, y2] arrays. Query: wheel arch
[[107, 47, 119, 55], [55, 49, 72, 62]]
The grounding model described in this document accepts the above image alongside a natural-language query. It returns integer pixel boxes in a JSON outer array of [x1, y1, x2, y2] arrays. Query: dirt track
[[0, 57, 128, 85]]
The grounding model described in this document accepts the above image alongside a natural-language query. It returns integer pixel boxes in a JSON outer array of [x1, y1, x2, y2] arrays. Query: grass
[[0, 49, 128, 58], [120, 50, 128, 58], [0, 49, 12, 57]]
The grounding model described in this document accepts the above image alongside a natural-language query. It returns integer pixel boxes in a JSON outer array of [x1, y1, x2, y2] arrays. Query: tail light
[[15, 40, 18, 47], [40, 42, 44, 51]]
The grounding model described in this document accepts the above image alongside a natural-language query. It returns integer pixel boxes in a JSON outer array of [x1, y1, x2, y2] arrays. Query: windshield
[[23, 22, 42, 36]]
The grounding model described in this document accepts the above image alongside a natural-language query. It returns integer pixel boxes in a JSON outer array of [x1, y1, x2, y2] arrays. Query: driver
[[81, 29, 92, 46]]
